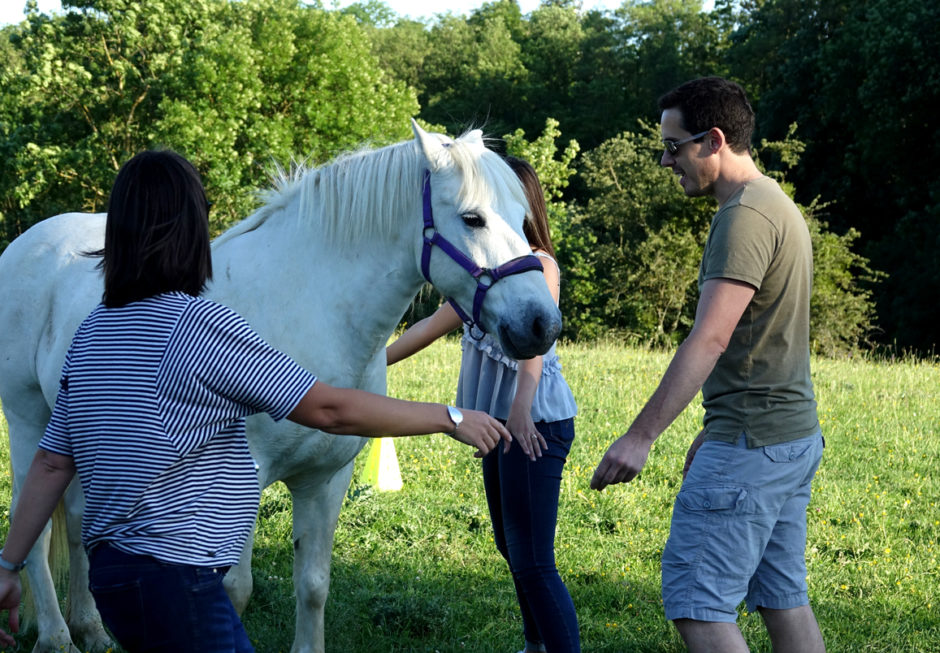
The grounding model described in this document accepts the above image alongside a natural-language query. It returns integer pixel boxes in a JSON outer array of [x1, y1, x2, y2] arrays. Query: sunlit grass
[[1, 341, 938, 652]]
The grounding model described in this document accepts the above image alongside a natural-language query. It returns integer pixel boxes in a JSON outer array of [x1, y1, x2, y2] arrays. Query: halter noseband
[[420, 169, 543, 339]]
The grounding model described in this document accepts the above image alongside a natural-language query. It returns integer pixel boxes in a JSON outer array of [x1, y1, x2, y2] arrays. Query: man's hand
[[682, 431, 706, 479], [590, 431, 654, 491]]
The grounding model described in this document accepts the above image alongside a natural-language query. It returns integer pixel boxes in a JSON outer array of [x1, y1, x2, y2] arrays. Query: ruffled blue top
[[454, 329, 577, 424]]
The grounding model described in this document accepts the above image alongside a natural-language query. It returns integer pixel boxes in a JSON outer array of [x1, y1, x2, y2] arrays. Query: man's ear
[[706, 127, 726, 154]]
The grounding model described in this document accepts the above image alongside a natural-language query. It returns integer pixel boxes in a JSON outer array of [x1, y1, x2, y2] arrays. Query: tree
[[727, 0, 940, 351], [577, 122, 879, 352], [578, 124, 710, 345], [503, 118, 591, 340], [364, 18, 432, 94], [0, 0, 418, 247], [418, 11, 527, 135], [516, 4, 584, 136]]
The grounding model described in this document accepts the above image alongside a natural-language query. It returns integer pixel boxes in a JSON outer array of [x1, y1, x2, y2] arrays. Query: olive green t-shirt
[[699, 176, 819, 447]]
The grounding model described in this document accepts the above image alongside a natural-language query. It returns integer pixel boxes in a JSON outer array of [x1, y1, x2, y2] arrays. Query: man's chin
[[682, 180, 712, 199]]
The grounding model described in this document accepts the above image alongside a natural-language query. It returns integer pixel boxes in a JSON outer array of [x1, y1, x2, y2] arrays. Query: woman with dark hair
[[0, 149, 511, 652], [98, 150, 214, 306], [387, 157, 580, 653]]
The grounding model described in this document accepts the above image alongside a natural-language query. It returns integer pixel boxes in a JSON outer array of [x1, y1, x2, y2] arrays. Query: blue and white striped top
[[40, 292, 316, 567]]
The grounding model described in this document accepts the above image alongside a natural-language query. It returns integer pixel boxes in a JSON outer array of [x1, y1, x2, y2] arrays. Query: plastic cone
[[360, 437, 403, 491]]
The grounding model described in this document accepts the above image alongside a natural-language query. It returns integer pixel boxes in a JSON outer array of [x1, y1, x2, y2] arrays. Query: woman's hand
[[0, 570, 21, 647], [507, 406, 546, 461], [450, 409, 514, 458]]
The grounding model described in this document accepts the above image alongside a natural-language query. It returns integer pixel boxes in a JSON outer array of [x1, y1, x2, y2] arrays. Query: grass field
[[1, 340, 938, 652]]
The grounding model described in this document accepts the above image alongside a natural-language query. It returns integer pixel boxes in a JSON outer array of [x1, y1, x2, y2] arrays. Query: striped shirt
[[40, 292, 316, 567]]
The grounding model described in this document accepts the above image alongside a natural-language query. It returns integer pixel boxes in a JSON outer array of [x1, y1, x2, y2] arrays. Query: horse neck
[[209, 191, 425, 384]]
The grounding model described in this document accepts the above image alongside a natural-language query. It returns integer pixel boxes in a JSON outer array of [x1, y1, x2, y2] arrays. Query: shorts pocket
[[762, 439, 814, 463], [677, 486, 747, 511]]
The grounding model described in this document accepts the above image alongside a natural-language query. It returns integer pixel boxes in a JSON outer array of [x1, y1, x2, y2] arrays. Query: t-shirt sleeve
[[157, 301, 316, 454], [39, 351, 74, 457], [701, 205, 778, 290]]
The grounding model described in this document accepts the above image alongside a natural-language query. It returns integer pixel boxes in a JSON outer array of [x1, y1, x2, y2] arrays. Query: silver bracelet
[[0, 550, 26, 572]]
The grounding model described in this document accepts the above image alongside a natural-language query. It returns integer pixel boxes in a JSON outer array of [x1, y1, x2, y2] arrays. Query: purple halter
[[420, 169, 543, 339]]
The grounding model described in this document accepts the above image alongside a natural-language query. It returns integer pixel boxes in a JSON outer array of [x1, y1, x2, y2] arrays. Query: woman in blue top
[[0, 150, 511, 652], [387, 157, 580, 653]]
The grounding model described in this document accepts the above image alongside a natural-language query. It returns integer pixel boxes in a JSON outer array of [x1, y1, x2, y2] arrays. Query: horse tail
[[18, 498, 69, 628]]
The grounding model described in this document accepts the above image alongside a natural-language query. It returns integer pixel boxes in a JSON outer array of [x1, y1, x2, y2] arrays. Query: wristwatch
[[446, 405, 463, 438], [0, 551, 26, 573]]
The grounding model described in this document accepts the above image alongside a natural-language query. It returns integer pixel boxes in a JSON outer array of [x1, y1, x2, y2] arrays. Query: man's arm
[[590, 278, 755, 490]]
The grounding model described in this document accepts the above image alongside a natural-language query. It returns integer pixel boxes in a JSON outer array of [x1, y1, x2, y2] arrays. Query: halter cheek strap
[[420, 169, 543, 339]]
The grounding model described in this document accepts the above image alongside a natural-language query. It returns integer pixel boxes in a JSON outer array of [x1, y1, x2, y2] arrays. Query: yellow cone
[[360, 437, 403, 491]]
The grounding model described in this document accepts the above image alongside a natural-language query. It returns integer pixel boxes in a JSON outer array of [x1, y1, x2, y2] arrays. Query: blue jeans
[[482, 417, 580, 653], [88, 543, 254, 653]]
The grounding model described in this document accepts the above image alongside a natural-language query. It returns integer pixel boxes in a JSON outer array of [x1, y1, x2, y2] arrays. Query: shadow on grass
[[241, 545, 682, 653], [7, 558, 932, 653]]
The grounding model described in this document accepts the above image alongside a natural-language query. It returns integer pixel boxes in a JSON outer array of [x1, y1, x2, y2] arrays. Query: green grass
[[2, 341, 938, 652]]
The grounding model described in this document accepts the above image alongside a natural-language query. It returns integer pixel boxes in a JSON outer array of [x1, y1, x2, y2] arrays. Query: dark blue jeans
[[88, 543, 254, 653], [482, 417, 580, 653]]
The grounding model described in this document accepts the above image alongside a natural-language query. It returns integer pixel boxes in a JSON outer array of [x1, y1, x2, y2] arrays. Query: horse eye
[[461, 213, 486, 228]]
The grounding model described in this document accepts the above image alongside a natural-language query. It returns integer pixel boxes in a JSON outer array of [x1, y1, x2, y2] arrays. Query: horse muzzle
[[496, 301, 562, 359]]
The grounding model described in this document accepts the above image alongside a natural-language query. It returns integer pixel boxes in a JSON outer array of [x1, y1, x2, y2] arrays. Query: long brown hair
[[504, 156, 555, 258]]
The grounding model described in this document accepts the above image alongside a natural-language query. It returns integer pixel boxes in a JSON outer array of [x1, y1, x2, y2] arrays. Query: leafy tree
[[418, 11, 526, 135], [578, 124, 710, 345], [364, 18, 432, 94], [727, 0, 940, 351], [581, 0, 727, 151], [577, 122, 879, 353], [758, 127, 881, 356], [503, 117, 578, 204], [0, 0, 418, 247], [516, 4, 584, 136], [503, 118, 590, 340], [803, 204, 881, 356], [339, 0, 398, 27]]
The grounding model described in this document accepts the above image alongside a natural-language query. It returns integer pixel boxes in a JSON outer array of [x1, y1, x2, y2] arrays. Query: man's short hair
[[658, 77, 755, 154], [100, 150, 212, 307]]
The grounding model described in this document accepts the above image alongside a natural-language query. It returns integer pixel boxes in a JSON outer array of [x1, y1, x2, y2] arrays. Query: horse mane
[[213, 129, 527, 249]]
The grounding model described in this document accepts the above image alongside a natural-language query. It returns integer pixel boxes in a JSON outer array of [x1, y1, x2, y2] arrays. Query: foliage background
[[1, 0, 936, 356]]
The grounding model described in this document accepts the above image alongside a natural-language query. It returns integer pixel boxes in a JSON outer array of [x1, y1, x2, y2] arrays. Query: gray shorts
[[661, 430, 824, 622]]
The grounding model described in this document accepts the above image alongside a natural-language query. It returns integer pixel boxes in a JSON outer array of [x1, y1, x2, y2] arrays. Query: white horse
[[0, 121, 562, 653]]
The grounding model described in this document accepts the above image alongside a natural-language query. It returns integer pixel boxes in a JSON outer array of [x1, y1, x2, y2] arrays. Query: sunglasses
[[662, 130, 710, 155]]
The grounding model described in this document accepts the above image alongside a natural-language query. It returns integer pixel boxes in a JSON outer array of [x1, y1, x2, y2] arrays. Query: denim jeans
[[482, 417, 580, 653], [88, 543, 254, 653]]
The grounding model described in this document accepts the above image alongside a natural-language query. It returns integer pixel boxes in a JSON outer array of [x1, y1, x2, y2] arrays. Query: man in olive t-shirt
[[591, 77, 825, 653], [699, 175, 819, 447]]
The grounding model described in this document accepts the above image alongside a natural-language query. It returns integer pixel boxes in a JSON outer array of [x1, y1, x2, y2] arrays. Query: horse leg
[[286, 460, 356, 653], [223, 523, 256, 616], [63, 482, 112, 652]]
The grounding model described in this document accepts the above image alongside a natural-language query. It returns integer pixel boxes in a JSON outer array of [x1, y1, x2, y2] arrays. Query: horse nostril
[[532, 315, 545, 341]]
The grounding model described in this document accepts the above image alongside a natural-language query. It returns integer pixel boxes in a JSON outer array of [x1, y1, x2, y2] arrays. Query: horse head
[[412, 121, 562, 359]]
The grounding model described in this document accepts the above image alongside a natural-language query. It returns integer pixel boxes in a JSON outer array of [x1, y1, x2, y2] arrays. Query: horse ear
[[464, 129, 484, 145], [412, 119, 451, 171]]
